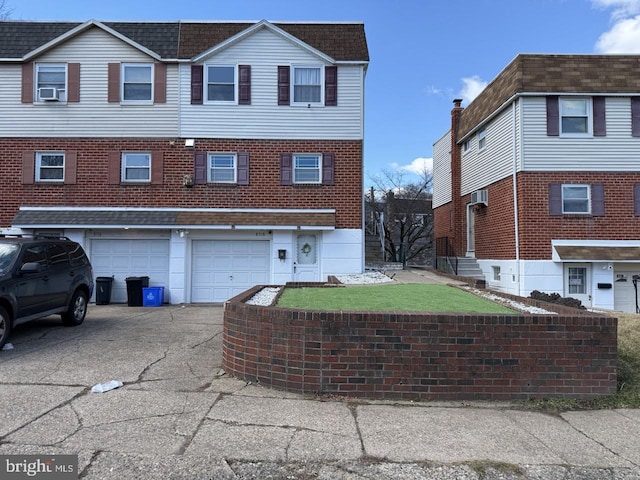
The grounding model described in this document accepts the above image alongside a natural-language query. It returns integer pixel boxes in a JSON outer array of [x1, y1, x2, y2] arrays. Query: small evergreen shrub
[[529, 290, 586, 310]]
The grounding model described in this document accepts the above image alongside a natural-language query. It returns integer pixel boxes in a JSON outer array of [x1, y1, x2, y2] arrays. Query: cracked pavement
[[0, 304, 639, 479]]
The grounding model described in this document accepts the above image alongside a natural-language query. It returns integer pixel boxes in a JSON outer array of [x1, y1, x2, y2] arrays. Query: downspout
[[512, 100, 521, 296]]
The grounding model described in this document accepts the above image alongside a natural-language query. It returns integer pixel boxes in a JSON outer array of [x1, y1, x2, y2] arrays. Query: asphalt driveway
[[0, 303, 638, 480]]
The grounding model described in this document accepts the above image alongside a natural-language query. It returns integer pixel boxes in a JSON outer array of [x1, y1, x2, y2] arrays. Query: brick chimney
[[450, 99, 465, 255]]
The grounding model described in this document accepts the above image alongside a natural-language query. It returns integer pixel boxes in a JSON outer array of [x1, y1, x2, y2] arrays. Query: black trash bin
[[95, 276, 114, 305], [125, 276, 149, 307]]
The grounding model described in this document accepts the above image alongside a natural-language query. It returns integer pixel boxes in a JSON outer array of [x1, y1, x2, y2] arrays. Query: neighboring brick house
[[0, 19, 369, 303], [433, 54, 640, 312]]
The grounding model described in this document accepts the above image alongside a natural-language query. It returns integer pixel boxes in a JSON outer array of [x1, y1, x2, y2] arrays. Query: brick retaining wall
[[222, 286, 618, 401]]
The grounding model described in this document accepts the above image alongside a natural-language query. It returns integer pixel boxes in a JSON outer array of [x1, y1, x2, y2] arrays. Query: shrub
[[529, 290, 586, 310]]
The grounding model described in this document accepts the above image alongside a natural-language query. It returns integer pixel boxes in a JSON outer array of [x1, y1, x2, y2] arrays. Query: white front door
[[564, 263, 592, 307], [294, 233, 319, 281], [466, 205, 476, 257]]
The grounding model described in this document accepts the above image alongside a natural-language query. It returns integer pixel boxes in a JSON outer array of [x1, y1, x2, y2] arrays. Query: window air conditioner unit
[[38, 87, 59, 101], [470, 189, 488, 206]]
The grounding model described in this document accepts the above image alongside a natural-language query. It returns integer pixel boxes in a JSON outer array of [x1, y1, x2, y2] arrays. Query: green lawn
[[276, 283, 517, 313]]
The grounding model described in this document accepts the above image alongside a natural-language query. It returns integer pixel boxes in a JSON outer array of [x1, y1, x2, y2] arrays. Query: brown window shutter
[[237, 152, 249, 185], [22, 63, 34, 103], [325, 66, 337, 106], [632, 97, 640, 137], [549, 183, 562, 215], [22, 151, 35, 184], [322, 153, 334, 185], [280, 153, 293, 185], [108, 151, 121, 184], [151, 151, 164, 184], [107, 63, 120, 103], [67, 63, 80, 103], [593, 97, 606, 136], [278, 66, 290, 105], [154, 63, 167, 104], [238, 65, 251, 105], [191, 65, 203, 105], [591, 183, 605, 216], [546, 96, 559, 136], [64, 151, 78, 184], [194, 151, 207, 184], [634, 184, 640, 216]]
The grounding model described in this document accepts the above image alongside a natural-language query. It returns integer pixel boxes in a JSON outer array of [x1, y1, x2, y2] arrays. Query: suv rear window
[[67, 243, 89, 267], [48, 244, 71, 268]]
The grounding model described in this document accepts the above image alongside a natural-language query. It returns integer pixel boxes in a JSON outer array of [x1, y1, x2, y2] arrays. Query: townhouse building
[[0, 19, 369, 303], [433, 54, 640, 312]]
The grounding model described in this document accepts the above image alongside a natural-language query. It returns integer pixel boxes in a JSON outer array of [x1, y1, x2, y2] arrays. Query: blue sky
[[5, 0, 640, 186]]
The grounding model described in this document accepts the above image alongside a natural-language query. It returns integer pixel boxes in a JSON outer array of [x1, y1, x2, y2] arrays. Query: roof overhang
[[552, 240, 640, 262], [12, 207, 336, 231]]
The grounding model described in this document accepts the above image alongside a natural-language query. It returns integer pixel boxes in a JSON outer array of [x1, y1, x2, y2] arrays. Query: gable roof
[[458, 54, 640, 140], [0, 20, 368, 63]]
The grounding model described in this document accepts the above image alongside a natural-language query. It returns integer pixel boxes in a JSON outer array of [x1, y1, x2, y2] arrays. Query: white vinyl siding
[[180, 28, 364, 140], [521, 96, 640, 171], [432, 131, 452, 208], [460, 106, 515, 196], [0, 27, 178, 138]]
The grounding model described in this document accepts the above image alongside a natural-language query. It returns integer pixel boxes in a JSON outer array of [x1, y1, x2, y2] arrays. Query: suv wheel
[[0, 306, 11, 350], [61, 290, 88, 326]]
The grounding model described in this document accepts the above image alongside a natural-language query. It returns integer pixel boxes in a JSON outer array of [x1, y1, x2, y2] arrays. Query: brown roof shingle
[[0, 20, 369, 62]]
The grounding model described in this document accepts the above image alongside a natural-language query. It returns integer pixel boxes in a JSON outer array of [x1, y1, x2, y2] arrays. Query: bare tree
[[366, 168, 433, 267], [0, 0, 12, 20]]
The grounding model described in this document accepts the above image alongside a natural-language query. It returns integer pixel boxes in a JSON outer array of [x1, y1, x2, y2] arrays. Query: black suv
[[0, 235, 94, 349]]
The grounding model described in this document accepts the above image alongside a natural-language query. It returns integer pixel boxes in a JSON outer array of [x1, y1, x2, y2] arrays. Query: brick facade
[[516, 171, 640, 260], [0, 137, 363, 229], [223, 286, 617, 401]]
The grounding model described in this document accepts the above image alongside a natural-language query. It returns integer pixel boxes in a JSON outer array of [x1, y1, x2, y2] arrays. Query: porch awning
[[11, 207, 336, 230], [553, 245, 640, 261]]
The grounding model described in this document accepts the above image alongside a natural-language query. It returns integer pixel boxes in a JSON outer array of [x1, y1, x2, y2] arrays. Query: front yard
[[276, 284, 517, 313]]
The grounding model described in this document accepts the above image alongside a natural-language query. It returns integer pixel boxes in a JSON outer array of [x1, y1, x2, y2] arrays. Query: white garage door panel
[[191, 240, 270, 303], [614, 264, 640, 313], [91, 239, 170, 304]]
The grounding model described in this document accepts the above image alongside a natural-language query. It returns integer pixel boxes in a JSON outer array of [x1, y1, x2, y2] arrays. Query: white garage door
[[191, 240, 270, 303], [91, 239, 170, 303], [614, 264, 640, 313]]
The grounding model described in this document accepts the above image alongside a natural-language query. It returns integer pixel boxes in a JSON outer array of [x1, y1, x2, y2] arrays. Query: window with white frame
[[462, 140, 471, 153], [122, 64, 153, 102], [560, 98, 590, 135], [206, 65, 235, 102], [294, 154, 321, 183], [562, 184, 590, 214], [208, 153, 236, 183], [477, 128, 487, 151], [292, 66, 322, 105], [121, 153, 151, 182], [36, 64, 66, 102], [36, 152, 64, 182]]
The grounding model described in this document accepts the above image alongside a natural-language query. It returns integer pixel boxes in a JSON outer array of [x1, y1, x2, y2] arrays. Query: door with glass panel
[[293, 233, 319, 281], [564, 263, 591, 307]]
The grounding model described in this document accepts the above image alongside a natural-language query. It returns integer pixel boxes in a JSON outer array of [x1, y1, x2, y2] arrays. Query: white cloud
[[459, 76, 488, 104], [592, 0, 640, 20], [596, 14, 640, 52], [391, 157, 433, 175], [593, 0, 640, 52]]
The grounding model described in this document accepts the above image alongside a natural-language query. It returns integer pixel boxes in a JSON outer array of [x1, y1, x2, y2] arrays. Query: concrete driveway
[[0, 303, 639, 479]]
